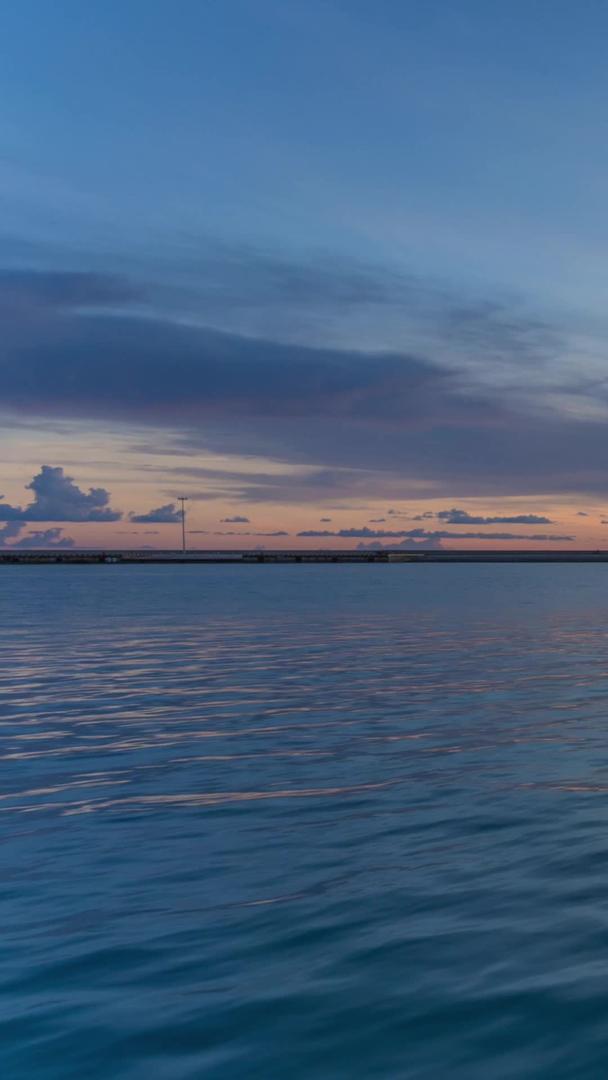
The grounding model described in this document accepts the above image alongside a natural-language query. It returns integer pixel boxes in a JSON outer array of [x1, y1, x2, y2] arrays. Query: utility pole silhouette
[[178, 496, 188, 553]]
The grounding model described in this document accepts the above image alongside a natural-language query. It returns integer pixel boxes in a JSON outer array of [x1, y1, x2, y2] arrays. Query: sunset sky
[[4, 0, 608, 550]]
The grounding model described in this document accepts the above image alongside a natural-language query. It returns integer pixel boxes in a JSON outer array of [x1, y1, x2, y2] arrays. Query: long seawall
[[3, 549, 608, 564]]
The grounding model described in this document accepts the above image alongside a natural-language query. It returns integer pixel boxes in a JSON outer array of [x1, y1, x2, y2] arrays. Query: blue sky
[[3, 0, 608, 548], [5, 0, 608, 294]]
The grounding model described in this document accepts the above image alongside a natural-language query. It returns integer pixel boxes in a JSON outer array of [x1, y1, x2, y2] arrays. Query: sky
[[3, 0, 608, 550]]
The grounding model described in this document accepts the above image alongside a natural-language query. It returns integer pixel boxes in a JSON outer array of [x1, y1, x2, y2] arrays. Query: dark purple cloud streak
[[2, 267, 608, 502]]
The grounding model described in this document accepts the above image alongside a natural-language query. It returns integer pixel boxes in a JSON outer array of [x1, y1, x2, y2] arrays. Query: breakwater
[[2, 549, 608, 564]]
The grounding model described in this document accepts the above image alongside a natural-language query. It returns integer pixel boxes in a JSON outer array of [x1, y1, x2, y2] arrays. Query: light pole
[[178, 496, 188, 553]]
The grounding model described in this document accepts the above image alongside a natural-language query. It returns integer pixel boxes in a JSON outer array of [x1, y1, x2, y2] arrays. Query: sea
[[3, 563, 608, 1079]]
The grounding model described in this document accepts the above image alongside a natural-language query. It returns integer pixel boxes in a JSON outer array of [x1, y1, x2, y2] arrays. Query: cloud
[[0, 521, 74, 548], [0, 269, 138, 309], [369, 517, 386, 522], [577, 511, 589, 516], [157, 464, 385, 506], [0, 522, 24, 546], [13, 528, 74, 549], [183, 243, 409, 315], [358, 536, 444, 551], [298, 527, 412, 538], [213, 530, 289, 536], [221, 515, 250, 523], [2, 300, 474, 432], [298, 526, 573, 542], [0, 466, 121, 522], [129, 502, 182, 523], [436, 508, 553, 525], [320, 517, 332, 522], [297, 530, 337, 538], [4, 265, 608, 502]]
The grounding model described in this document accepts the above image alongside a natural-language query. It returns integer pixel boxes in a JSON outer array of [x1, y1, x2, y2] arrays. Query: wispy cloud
[[213, 530, 289, 537], [436, 508, 553, 525], [0, 521, 74, 548], [298, 526, 573, 542], [13, 527, 74, 549], [2, 264, 608, 503]]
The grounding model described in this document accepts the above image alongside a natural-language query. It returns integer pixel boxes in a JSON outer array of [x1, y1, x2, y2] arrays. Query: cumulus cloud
[[221, 515, 250, 523], [0, 466, 121, 522], [129, 502, 182, 523], [436, 507, 553, 524]]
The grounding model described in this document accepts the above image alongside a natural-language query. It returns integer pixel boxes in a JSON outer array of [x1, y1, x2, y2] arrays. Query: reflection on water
[[3, 565, 608, 1078]]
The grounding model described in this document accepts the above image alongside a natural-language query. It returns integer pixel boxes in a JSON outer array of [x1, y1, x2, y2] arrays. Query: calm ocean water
[[3, 564, 608, 1078]]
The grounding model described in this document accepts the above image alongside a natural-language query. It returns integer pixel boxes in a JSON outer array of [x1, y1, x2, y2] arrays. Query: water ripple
[[4, 564, 608, 1078]]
